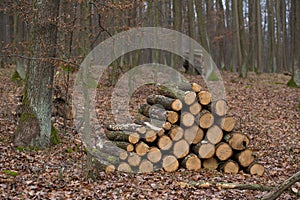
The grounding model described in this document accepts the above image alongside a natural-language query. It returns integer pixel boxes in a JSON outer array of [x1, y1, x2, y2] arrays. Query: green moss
[[107, 156, 117, 163], [3, 170, 18, 177], [16, 146, 25, 151], [51, 125, 60, 145], [11, 70, 23, 85], [20, 112, 36, 123], [287, 78, 299, 88], [65, 147, 72, 153], [206, 71, 220, 81]]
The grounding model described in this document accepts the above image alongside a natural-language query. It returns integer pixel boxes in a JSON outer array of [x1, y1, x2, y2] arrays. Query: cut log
[[107, 123, 145, 134], [215, 142, 233, 161], [139, 159, 154, 173], [198, 110, 214, 129], [147, 147, 162, 163], [162, 155, 179, 172], [117, 162, 132, 173], [192, 141, 215, 159], [144, 129, 157, 143], [181, 153, 201, 171], [189, 102, 202, 115], [168, 126, 184, 141], [181, 112, 195, 127], [105, 164, 116, 173], [105, 131, 140, 145], [139, 104, 179, 124], [135, 141, 149, 156], [220, 116, 236, 132], [246, 163, 265, 176], [147, 94, 183, 111], [202, 157, 219, 170], [184, 125, 204, 144], [198, 91, 211, 105], [167, 82, 202, 93], [112, 141, 134, 152], [157, 85, 196, 105], [127, 153, 141, 167], [191, 83, 202, 93], [119, 151, 128, 160], [236, 149, 255, 168], [157, 135, 173, 151], [210, 99, 228, 116], [220, 160, 239, 174], [206, 125, 223, 144], [224, 132, 250, 150], [172, 139, 190, 159]]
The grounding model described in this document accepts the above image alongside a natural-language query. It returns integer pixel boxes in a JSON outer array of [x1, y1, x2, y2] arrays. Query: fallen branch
[[262, 170, 300, 200]]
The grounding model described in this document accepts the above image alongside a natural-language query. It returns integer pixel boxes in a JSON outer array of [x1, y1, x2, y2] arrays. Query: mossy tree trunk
[[15, 0, 60, 148]]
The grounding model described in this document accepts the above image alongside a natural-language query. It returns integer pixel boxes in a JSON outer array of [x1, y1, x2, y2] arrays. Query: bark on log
[[157, 85, 196, 105], [198, 91, 211, 105], [192, 141, 215, 159], [206, 125, 223, 144], [162, 155, 179, 172], [198, 110, 214, 129], [181, 112, 195, 127], [219, 116, 236, 132], [105, 131, 139, 144], [202, 157, 219, 170], [107, 123, 145, 134], [139, 104, 179, 124], [246, 162, 265, 176], [147, 147, 162, 163], [262, 170, 300, 200], [224, 132, 250, 150], [168, 126, 184, 141], [112, 141, 134, 152], [157, 135, 173, 151], [236, 149, 255, 168], [184, 125, 204, 144], [220, 160, 239, 174], [135, 141, 150, 156], [215, 142, 233, 161], [172, 139, 190, 159], [139, 159, 154, 173], [147, 94, 183, 111]]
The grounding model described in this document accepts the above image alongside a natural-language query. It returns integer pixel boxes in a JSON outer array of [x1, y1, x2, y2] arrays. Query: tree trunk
[[15, 0, 60, 148], [292, 0, 300, 86]]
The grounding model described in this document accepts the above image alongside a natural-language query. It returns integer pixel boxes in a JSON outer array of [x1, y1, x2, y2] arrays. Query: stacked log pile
[[104, 83, 264, 175]]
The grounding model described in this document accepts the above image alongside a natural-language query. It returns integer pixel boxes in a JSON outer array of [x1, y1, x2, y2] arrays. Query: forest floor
[[0, 67, 299, 199]]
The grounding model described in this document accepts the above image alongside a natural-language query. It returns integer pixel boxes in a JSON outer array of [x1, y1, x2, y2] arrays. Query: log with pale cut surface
[[246, 162, 264, 176], [147, 147, 162, 163], [172, 139, 190, 159], [198, 109, 214, 129], [139, 159, 154, 173], [219, 116, 236, 132], [184, 125, 204, 144], [162, 155, 179, 172], [220, 160, 239, 174], [157, 135, 173, 151], [111, 141, 134, 152], [117, 162, 132, 172], [168, 126, 184, 141], [127, 153, 141, 167], [206, 125, 223, 144], [215, 142, 233, 161], [107, 123, 146, 134], [236, 149, 255, 168], [119, 151, 128, 160], [189, 102, 202, 115], [157, 84, 197, 105], [202, 157, 219, 170], [181, 112, 195, 127], [135, 141, 150, 156], [198, 91, 211, 105], [181, 153, 201, 171], [139, 104, 179, 124], [144, 129, 157, 143], [147, 94, 183, 111], [192, 141, 215, 159], [210, 99, 228, 116], [224, 132, 250, 150]]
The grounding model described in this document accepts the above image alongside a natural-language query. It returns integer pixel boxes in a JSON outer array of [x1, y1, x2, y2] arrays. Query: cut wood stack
[[104, 82, 264, 176]]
